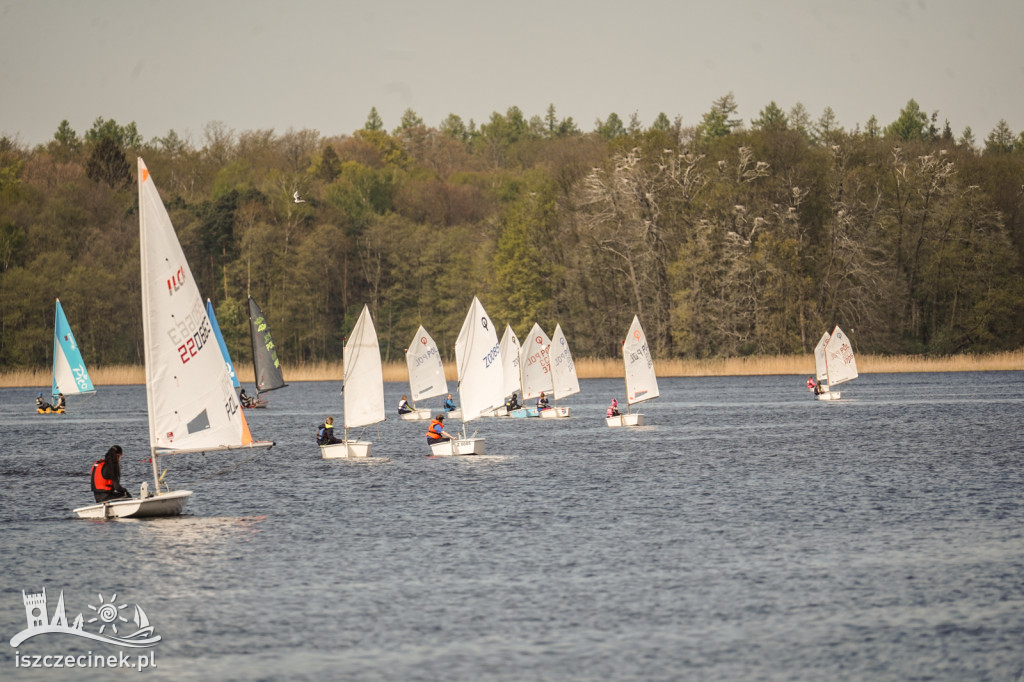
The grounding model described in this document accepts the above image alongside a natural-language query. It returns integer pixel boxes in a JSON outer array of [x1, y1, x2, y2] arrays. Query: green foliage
[[2, 104, 1023, 370]]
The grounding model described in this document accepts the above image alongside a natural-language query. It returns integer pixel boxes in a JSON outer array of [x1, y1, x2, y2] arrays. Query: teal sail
[[52, 299, 95, 401], [206, 299, 240, 390]]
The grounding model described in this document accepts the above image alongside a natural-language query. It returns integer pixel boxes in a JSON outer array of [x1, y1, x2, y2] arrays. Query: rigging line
[[172, 449, 266, 487]]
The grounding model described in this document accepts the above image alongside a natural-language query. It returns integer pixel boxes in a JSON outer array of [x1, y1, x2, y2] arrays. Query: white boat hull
[[429, 437, 485, 456], [73, 490, 193, 519], [606, 413, 644, 428], [816, 391, 842, 401], [540, 406, 571, 418], [321, 441, 372, 459], [400, 409, 433, 421], [444, 409, 462, 420]]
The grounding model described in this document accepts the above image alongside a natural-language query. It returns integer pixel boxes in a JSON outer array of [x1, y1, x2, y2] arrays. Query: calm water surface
[[1, 372, 1023, 681]]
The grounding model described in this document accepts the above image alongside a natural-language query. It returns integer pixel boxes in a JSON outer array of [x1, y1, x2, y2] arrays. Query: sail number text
[[482, 343, 500, 369], [168, 300, 213, 365]]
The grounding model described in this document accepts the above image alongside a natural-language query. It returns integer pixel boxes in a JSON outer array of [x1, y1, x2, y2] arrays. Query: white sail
[[520, 323, 553, 400], [623, 315, 659, 406], [138, 158, 256, 453], [549, 324, 580, 400], [454, 297, 503, 422], [405, 325, 447, 402], [343, 304, 386, 429], [824, 325, 858, 386], [813, 331, 830, 384], [499, 325, 522, 398]]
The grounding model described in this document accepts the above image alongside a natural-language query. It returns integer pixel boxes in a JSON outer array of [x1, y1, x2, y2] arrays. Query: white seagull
[[293, 190, 305, 203]]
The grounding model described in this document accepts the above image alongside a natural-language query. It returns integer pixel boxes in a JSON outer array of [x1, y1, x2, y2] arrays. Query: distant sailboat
[[545, 323, 579, 418], [45, 298, 95, 412], [515, 323, 552, 418], [322, 304, 386, 458], [402, 325, 448, 421], [483, 324, 522, 417], [74, 158, 274, 519], [206, 299, 240, 392], [813, 325, 858, 400], [430, 296, 503, 456], [606, 315, 659, 427], [247, 296, 287, 406]]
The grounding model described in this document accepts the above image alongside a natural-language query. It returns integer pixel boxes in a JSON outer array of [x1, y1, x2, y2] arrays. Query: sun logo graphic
[[88, 593, 129, 635], [9, 588, 161, 648]]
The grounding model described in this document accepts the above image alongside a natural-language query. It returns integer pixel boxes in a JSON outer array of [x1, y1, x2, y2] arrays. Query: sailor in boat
[[317, 417, 342, 445], [537, 392, 551, 411], [398, 395, 414, 415], [55, 392, 66, 411], [35, 392, 55, 413], [806, 376, 816, 392], [607, 398, 620, 417], [91, 445, 132, 503], [813, 382, 824, 396], [239, 388, 255, 408], [442, 394, 457, 413], [505, 392, 521, 412], [426, 414, 454, 445]]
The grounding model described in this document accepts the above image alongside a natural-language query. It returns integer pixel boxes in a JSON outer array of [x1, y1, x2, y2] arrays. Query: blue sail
[[206, 299, 240, 389], [52, 299, 95, 400]]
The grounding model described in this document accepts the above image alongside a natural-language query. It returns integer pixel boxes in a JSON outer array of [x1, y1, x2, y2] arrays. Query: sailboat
[[73, 158, 274, 519], [402, 325, 448, 421], [246, 296, 287, 407], [44, 299, 95, 413], [606, 315, 659, 427], [515, 323, 552, 418], [207, 299, 241, 395], [321, 304, 386, 458], [482, 324, 522, 417], [429, 296, 504, 456], [545, 323, 579, 418], [813, 325, 858, 400]]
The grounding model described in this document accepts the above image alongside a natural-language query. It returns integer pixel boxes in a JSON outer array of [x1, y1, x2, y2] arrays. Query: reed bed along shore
[[2, 350, 1022, 388]]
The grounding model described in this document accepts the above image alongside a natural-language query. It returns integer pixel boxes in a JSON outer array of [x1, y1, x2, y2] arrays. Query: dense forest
[[2, 95, 1023, 371]]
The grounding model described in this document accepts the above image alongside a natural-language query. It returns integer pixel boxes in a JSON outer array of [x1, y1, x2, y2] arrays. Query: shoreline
[[2, 351, 1021, 388]]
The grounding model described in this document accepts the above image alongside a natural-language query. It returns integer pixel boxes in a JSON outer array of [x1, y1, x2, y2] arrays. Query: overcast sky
[[2, 0, 1021, 147]]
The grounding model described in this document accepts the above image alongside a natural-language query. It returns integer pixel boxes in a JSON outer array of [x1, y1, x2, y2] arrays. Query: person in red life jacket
[[91, 445, 132, 503], [426, 414, 454, 444], [806, 376, 816, 392]]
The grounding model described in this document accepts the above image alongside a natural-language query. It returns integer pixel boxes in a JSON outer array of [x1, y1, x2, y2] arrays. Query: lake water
[[2, 372, 1023, 681]]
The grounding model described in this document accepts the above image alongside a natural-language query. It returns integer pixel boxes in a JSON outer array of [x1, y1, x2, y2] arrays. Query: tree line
[[1, 95, 1022, 372]]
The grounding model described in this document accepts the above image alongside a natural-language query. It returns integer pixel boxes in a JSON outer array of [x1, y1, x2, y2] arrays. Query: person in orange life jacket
[[426, 414, 454, 444], [398, 395, 413, 414], [317, 416, 342, 445], [607, 398, 620, 417], [91, 445, 131, 503], [537, 391, 551, 410]]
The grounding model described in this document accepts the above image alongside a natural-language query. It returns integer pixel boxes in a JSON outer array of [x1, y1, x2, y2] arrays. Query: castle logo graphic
[[10, 588, 161, 649]]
